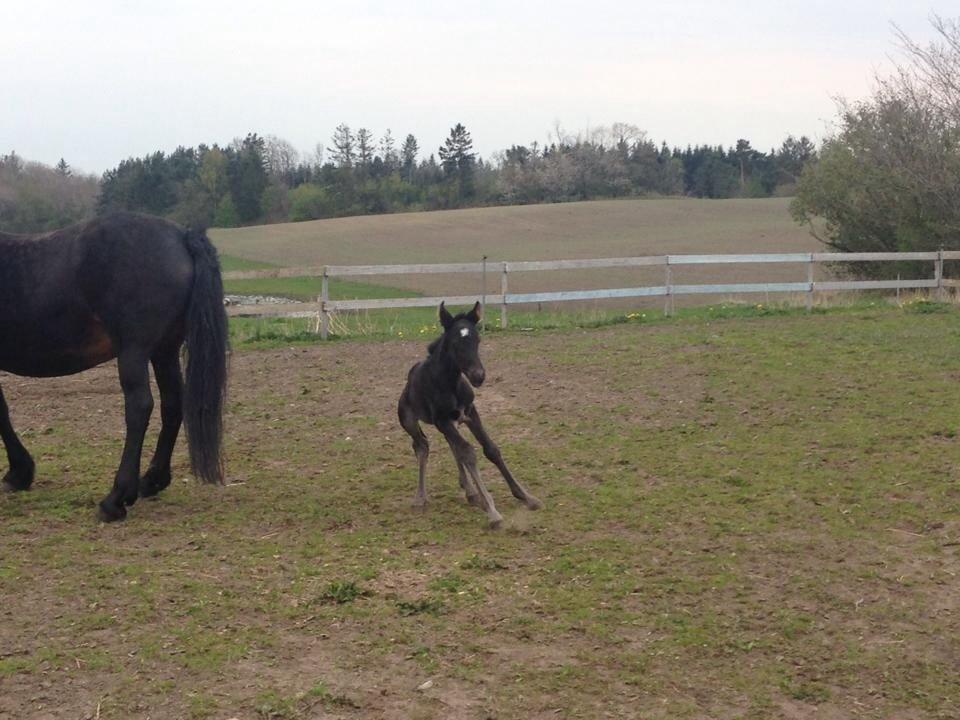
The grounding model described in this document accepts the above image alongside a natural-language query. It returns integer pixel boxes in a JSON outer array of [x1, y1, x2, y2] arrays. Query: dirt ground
[[1, 311, 959, 719]]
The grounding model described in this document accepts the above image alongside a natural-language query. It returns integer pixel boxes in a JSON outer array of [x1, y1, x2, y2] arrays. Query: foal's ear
[[439, 301, 454, 329], [466, 301, 482, 325]]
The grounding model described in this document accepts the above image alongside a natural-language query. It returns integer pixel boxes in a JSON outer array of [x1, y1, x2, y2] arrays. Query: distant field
[[212, 198, 823, 300]]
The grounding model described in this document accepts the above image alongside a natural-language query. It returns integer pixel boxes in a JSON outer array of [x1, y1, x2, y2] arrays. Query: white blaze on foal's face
[[460, 327, 470, 338]]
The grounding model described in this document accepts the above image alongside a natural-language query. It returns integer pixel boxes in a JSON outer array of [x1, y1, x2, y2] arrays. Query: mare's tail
[[181, 227, 229, 484]]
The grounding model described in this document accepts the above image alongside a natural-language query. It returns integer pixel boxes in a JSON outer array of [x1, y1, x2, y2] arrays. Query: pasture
[[2, 305, 959, 719]]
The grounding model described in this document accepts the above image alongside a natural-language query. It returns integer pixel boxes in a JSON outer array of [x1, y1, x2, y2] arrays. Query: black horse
[[398, 302, 542, 527], [0, 212, 228, 521]]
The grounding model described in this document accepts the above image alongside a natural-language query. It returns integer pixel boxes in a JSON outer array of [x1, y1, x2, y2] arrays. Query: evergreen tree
[[355, 128, 375, 174], [330, 124, 354, 168], [379, 129, 398, 173], [438, 123, 477, 200], [228, 133, 268, 223], [401, 134, 419, 181], [775, 135, 817, 183]]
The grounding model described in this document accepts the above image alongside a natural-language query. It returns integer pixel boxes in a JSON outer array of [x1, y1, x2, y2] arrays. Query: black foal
[[398, 302, 542, 527]]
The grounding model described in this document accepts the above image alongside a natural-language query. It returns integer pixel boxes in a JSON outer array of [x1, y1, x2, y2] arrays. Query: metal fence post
[[320, 266, 329, 340], [500, 262, 509, 329], [806, 253, 814, 311]]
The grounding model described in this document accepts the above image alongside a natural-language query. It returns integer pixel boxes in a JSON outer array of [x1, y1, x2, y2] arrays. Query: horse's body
[[0, 212, 228, 521], [398, 302, 542, 527]]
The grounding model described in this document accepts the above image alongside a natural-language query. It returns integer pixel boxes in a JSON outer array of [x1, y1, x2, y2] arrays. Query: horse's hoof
[[465, 494, 482, 507], [139, 467, 171, 498], [411, 498, 428, 511], [524, 496, 544, 511], [97, 501, 127, 523], [487, 514, 504, 529], [2, 466, 34, 492]]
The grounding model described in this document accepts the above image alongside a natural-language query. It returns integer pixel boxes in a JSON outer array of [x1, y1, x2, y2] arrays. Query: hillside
[[212, 197, 821, 299]]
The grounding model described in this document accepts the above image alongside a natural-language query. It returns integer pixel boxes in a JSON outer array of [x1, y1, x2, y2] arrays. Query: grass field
[[212, 197, 823, 301], [220, 255, 419, 304], [2, 304, 959, 718]]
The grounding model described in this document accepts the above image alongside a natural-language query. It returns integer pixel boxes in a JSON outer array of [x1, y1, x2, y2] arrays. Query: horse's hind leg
[[0, 383, 34, 492], [398, 401, 430, 508], [456, 461, 481, 507], [98, 350, 153, 522], [465, 406, 542, 510], [140, 346, 183, 498]]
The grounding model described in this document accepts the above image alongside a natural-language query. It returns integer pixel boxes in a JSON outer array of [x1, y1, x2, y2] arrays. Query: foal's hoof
[[487, 513, 504, 530], [411, 497, 428, 512], [97, 500, 127, 523], [524, 496, 544, 511], [465, 494, 482, 508]]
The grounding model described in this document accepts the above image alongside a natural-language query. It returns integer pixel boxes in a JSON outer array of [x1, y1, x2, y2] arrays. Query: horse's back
[[76, 213, 194, 323], [0, 213, 195, 377]]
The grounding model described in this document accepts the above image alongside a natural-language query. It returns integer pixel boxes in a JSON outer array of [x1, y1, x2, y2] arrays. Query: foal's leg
[[98, 350, 154, 522], [456, 461, 481, 507], [437, 420, 503, 527], [398, 403, 430, 508], [0, 383, 34, 492], [465, 406, 543, 510], [139, 347, 183, 498]]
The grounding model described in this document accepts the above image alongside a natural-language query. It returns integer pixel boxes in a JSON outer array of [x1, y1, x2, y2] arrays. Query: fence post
[[500, 262, 509, 329], [806, 253, 814, 312], [664, 257, 672, 316], [481, 255, 487, 332], [320, 266, 329, 340], [936, 248, 944, 302]]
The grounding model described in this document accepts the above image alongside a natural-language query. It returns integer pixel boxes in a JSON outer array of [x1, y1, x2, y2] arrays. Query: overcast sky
[[3, 1, 951, 174]]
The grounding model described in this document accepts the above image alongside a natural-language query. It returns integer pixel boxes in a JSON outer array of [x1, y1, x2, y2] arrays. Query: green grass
[[219, 254, 276, 272], [3, 304, 960, 718], [228, 294, 920, 347], [220, 253, 419, 302]]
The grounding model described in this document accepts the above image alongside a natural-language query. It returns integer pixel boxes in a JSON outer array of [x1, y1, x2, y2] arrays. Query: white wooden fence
[[225, 250, 959, 340]]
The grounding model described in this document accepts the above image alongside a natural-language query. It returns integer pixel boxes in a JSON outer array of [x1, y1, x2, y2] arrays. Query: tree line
[[2, 124, 816, 233], [0, 153, 99, 233]]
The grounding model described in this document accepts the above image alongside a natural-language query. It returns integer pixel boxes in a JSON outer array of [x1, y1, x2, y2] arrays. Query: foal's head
[[435, 301, 485, 386]]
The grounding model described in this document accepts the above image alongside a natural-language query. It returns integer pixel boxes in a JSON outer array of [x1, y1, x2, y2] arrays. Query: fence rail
[[224, 251, 952, 339]]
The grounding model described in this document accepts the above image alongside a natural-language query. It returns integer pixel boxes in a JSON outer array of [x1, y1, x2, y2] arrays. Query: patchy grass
[[318, 580, 368, 605], [2, 307, 960, 718]]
